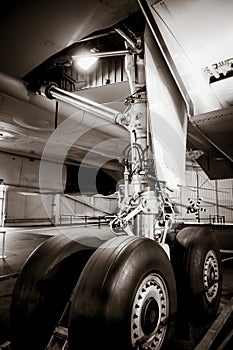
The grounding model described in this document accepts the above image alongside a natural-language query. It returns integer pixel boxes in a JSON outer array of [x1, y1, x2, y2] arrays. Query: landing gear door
[[144, 25, 187, 189]]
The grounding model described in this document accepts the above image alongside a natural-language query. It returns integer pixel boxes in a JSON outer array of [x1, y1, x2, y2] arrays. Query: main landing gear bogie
[[10, 226, 223, 350]]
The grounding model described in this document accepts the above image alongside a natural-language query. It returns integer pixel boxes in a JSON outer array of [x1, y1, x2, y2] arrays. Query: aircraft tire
[[170, 226, 222, 326], [10, 233, 106, 350], [69, 235, 177, 350]]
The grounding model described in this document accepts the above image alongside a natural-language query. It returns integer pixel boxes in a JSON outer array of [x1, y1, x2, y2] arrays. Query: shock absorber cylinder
[[124, 51, 159, 238]]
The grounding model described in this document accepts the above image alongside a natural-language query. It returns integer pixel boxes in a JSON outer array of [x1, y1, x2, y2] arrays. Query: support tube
[[42, 84, 123, 124]]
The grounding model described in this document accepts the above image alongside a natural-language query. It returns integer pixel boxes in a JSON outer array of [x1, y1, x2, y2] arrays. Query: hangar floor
[[0, 224, 232, 349]]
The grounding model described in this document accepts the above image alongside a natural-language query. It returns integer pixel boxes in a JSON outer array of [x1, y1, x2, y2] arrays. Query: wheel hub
[[203, 250, 220, 303], [141, 297, 159, 335], [131, 274, 169, 350], [207, 266, 215, 286]]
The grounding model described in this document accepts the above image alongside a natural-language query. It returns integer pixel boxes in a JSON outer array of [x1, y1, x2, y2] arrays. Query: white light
[[0, 131, 14, 139], [75, 56, 98, 71]]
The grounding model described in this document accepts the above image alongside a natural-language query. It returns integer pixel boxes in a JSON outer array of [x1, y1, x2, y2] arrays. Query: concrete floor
[[0, 224, 232, 349]]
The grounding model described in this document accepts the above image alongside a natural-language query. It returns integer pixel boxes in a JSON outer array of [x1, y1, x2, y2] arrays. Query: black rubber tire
[[10, 232, 108, 350], [69, 236, 177, 350], [170, 226, 222, 326]]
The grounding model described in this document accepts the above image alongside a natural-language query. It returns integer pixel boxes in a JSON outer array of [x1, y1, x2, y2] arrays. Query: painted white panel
[[0, 152, 66, 191], [144, 26, 187, 188], [146, 0, 232, 113]]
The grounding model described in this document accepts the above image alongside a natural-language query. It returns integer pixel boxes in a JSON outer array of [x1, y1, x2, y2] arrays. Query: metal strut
[[40, 83, 123, 124], [40, 37, 175, 254], [45, 300, 70, 350]]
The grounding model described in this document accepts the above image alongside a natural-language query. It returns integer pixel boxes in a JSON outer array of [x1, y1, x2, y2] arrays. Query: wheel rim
[[131, 273, 169, 349], [203, 250, 220, 303]]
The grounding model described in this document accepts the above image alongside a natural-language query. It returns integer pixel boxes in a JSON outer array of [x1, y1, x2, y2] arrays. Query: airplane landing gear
[[10, 227, 223, 350]]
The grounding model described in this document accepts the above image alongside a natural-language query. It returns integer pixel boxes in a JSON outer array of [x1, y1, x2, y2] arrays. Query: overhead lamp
[[75, 56, 98, 71], [0, 131, 14, 139], [72, 49, 130, 71]]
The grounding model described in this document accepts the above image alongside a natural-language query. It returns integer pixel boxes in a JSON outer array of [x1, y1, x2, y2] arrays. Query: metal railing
[[209, 215, 225, 225], [59, 215, 108, 228]]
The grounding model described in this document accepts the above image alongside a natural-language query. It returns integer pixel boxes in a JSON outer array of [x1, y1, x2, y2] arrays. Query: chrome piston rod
[[41, 83, 123, 124]]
